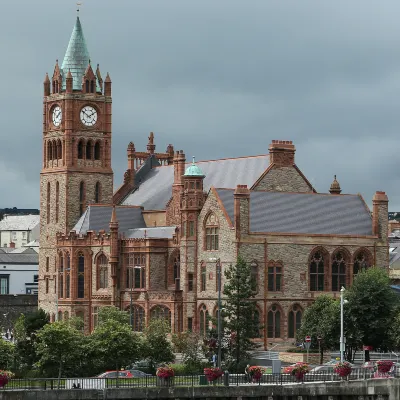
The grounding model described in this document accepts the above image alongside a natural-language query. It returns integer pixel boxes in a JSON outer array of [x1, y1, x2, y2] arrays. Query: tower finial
[[77, 2, 82, 14], [192, 156, 195, 164]]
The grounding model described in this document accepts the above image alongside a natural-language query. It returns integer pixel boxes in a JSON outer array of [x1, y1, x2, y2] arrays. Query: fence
[[2, 369, 399, 390]]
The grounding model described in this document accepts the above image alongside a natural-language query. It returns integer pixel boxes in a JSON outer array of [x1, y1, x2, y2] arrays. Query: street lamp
[[340, 286, 347, 362]]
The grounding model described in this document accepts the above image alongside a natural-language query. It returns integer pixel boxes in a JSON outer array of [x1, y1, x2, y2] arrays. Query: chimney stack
[[269, 140, 295, 166]]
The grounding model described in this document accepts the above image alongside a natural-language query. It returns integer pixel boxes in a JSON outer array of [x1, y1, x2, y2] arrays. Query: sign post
[[304, 336, 312, 363]]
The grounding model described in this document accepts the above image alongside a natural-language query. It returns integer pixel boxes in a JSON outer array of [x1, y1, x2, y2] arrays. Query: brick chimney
[[9, 242, 15, 248], [173, 150, 186, 186], [234, 185, 250, 238], [269, 140, 295, 166], [372, 191, 389, 239]]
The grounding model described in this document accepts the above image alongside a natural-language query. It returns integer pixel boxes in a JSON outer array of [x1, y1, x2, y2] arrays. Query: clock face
[[52, 106, 62, 127], [80, 106, 98, 127]]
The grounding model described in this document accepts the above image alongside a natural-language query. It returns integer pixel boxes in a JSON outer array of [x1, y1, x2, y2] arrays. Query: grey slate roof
[[73, 205, 146, 235], [126, 226, 177, 239], [215, 189, 373, 235], [122, 155, 269, 210], [0, 253, 38, 265]]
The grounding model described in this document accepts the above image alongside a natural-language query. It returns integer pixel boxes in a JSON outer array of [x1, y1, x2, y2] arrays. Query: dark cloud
[[1, 0, 400, 209]]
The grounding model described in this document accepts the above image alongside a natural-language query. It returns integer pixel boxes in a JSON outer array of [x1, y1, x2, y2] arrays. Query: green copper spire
[[61, 16, 90, 90], [184, 157, 205, 177]]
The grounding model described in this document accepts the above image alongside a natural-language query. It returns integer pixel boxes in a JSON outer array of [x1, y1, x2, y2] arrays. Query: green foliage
[[97, 306, 130, 325], [35, 321, 84, 380], [172, 331, 204, 373], [345, 267, 399, 353], [143, 319, 174, 368], [222, 256, 258, 369], [90, 318, 141, 372], [0, 339, 14, 370], [297, 295, 340, 350]]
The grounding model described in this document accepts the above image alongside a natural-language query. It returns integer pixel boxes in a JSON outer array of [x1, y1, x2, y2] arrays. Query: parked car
[[128, 369, 152, 378], [96, 370, 133, 378]]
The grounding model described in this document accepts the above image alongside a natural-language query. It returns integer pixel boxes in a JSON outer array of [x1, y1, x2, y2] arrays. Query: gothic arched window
[[94, 141, 101, 160], [47, 141, 53, 161], [309, 249, 327, 291], [97, 254, 108, 289], [353, 249, 372, 279], [205, 213, 219, 250], [55, 181, 59, 223], [57, 139, 62, 159], [332, 250, 348, 291], [78, 140, 84, 159], [85, 80, 90, 93], [86, 140, 93, 160], [95, 182, 101, 203], [77, 253, 85, 298], [199, 304, 209, 336], [288, 304, 302, 339], [132, 305, 145, 332], [250, 261, 258, 293], [47, 182, 51, 224], [150, 305, 171, 327], [90, 80, 95, 93], [79, 181, 85, 216], [65, 253, 70, 298], [59, 253, 64, 298], [267, 304, 281, 338]]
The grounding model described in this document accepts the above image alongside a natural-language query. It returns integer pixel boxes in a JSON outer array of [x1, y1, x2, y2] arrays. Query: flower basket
[[291, 363, 310, 382], [204, 367, 223, 382], [334, 361, 352, 378], [0, 371, 13, 388], [376, 360, 393, 374], [248, 366, 265, 382], [156, 366, 175, 379]]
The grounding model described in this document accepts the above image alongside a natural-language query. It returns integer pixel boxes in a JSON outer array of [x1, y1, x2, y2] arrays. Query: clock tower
[[39, 15, 113, 317]]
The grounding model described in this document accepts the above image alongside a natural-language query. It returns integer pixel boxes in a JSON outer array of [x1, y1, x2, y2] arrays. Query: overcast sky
[[1, 0, 400, 210]]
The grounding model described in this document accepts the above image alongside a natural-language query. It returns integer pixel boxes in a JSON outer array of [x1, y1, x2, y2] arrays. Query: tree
[[172, 331, 204, 373], [297, 295, 340, 364], [0, 339, 14, 370], [97, 306, 130, 325], [14, 309, 49, 374], [143, 319, 174, 369], [222, 257, 258, 371], [35, 321, 83, 386], [345, 267, 399, 361]]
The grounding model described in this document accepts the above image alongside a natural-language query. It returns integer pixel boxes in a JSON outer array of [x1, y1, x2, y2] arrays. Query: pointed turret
[[96, 64, 103, 92], [61, 16, 91, 91], [66, 69, 73, 93], [44, 73, 50, 96], [82, 61, 96, 93], [52, 60, 62, 94], [329, 175, 341, 195], [104, 72, 111, 96]]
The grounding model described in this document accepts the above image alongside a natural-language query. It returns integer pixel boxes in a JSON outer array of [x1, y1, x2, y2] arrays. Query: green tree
[[172, 331, 204, 373], [222, 257, 258, 371], [143, 319, 174, 370], [297, 295, 340, 364], [345, 267, 399, 361], [0, 339, 14, 370], [14, 309, 49, 374], [35, 321, 84, 385], [97, 306, 130, 325]]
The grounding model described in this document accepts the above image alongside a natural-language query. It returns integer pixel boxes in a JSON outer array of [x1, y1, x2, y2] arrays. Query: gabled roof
[[0, 215, 40, 231], [73, 205, 146, 235], [61, 16, 99, 91], [0, 252, 38, 265], [122, 155, 269, 210], [215, 189, 373, 236]]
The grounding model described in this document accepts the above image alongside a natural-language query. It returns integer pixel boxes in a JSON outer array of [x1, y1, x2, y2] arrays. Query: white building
[[0, 248, 39, 294], [0, 215, 40, 249]]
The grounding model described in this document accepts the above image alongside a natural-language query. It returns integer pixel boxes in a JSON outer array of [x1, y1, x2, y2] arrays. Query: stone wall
[[253, 165, 312, 192], [0, 294, 38, 331]]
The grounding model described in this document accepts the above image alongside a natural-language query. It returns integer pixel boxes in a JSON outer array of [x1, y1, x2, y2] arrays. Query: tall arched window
[[268, 261, 283, 292], [309, 249, 327, 291], [132, 305, 145, 332], [250, 261, 258, 293], [150, 305, 171, 328], [95, 182, 101, 203], [77, 253, 85, 298], [353, 249, 372, 279], [90, 80, 95, 93], [55, 181, 59, 223], [288, 304, 302, 338], [47, 182, 51, 224], [98, 254, 108, 289], [65, 253, 70, 298], [79, 181, 85, 216], [47, 141, 53, 161], [332, 250, 347, 291], [85, 80, 90, 93], [78, 140, 84, 159], [86, 140, 93, 160], [94, 141, 101, 160], [267, 305, 281, 338], [57, 139, 62, 159], [59, 253, 64, 298], [201, 262, 206, 291], [199, 304, 209, 336], [205, 213, 219, 250]]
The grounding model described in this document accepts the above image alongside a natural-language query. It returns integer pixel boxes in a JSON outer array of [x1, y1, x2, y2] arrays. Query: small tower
[[329, 175, 341, 195], [147, 132, 156, 155], [109, 206, 119, 305]]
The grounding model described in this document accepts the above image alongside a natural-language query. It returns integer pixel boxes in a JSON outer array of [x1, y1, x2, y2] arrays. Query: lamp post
[[340, 286, 345, 362]]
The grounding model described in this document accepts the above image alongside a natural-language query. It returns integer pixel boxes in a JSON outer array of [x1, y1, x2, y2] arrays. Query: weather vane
[[77, 2, 82, 13]]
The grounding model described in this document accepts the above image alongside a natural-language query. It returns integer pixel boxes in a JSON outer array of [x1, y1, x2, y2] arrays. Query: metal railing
[[2, 370, 398, 391]]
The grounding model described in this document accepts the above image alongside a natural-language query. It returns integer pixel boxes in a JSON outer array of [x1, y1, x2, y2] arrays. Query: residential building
[[0, 215, 40, 249]]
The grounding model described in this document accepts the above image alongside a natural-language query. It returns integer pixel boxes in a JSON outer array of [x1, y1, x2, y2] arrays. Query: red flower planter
[[376, 360, 393, 374]]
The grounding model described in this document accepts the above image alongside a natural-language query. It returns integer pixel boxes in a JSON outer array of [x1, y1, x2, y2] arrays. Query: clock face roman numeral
[[80, 106, 98, 127], [52, 106, 62, 127]]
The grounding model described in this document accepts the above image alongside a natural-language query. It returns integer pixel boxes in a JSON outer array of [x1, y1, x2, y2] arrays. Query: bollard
[[224, 370, 229, 386]]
